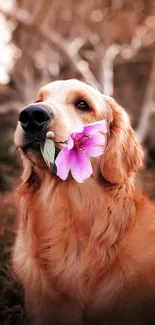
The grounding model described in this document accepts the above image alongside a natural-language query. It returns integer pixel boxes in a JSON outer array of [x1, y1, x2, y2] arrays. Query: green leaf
[[40, 139, 56, 170]]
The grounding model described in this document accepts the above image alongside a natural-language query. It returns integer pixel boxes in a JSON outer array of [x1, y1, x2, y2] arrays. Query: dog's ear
[[100, 97, 144, 184]]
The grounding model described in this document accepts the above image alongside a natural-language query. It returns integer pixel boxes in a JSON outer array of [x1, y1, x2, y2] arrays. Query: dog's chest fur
[[14, 176, 155, 324]]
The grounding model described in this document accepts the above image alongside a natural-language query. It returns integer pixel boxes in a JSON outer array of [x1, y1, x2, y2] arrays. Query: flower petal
[[70, 121, 84, 135], [68, 134, 74, 150], [55, 147, 71, 180], [82, 133, 106, 157], [70, 149, 93, 183], [68, 122, 84, 149], [83, 119, 107, 135]]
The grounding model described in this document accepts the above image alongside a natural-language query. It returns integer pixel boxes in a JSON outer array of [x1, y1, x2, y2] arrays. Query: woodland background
[[0, 0, 155, 324]]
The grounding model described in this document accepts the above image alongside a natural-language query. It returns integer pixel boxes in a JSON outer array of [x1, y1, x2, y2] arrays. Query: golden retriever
[[13, 79, 155, 325]]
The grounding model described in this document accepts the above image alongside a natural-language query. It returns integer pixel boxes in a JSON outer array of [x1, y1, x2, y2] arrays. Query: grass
[[0, 196, 27, 325], [0, 264, 26, 325], [0, 118, 27, 324]]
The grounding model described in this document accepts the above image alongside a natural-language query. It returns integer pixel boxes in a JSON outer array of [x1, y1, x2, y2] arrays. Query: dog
[[13, 79, 155, 325]]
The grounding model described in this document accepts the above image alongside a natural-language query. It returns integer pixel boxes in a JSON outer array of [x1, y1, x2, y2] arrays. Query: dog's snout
[[19, 104, 52, 131]]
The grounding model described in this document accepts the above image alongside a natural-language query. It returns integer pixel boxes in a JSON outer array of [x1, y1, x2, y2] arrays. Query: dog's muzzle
[[19, 104, 53, 132]]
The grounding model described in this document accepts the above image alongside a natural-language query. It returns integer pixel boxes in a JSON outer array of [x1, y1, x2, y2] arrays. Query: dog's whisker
[[25, 152, 36, 166], [27, 156, 36, 166]]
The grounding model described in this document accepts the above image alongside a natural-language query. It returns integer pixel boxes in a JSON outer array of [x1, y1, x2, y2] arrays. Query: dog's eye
[[75, 100, 91, 111]]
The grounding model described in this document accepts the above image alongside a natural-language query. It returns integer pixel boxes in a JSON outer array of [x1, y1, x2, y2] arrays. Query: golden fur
[[13, 80, 155, 324]]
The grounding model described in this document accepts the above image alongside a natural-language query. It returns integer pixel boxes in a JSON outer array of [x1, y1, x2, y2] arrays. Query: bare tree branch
[[0, 101, 21, 114], [101, 44, 121, 95], [136, 55, 155, 144], [0, 8, 100, 89], [68, 37, 86, 56], [101, 26, 155, 96]]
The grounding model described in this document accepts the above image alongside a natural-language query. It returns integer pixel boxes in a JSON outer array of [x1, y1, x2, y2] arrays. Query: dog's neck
[[21, 168, 136, 257], [17, 167, 138, 297]]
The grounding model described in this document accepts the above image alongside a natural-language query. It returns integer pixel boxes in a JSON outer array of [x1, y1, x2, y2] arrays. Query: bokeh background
[[0, 0, 155, 324]]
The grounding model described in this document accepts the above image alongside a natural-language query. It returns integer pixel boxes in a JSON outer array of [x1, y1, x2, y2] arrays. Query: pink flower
[[55, 120, 107, 183]]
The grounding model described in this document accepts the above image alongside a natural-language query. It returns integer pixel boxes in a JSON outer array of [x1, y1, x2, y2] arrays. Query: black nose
[[19, 104, 52, 131]]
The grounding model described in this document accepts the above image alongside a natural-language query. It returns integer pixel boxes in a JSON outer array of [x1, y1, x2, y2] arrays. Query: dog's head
[[15, 79, 143, 185]]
